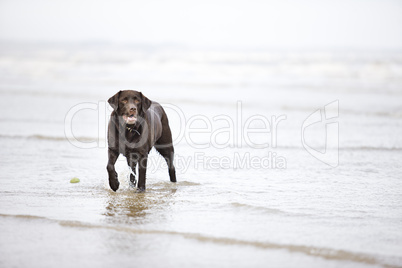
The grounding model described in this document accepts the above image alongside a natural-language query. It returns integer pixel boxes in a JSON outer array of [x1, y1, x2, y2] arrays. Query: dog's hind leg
[[155, 146, 177, 183], [155, 112, 177, 183]]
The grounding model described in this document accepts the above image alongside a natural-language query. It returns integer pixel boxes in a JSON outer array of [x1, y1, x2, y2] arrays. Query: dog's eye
[[134, 99, 140, 104], [122, 99, 128, 104]]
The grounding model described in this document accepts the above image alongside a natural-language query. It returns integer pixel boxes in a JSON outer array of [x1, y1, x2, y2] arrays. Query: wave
[[0, 134, 102, 142], [1, 134, 401, 152], [1, 213, 400, 267], [341, 146, 402, 151], [229, 202, 289, 215], [0, 88, 100, 100], [281, 105, 402, 119]]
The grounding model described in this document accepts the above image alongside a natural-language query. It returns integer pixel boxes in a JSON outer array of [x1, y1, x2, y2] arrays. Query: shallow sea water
[[0, 43, 402, 267]]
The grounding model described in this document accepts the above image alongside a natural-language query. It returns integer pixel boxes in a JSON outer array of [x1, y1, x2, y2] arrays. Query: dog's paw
[[109, 179, 120, 192], [136, 187, 146, 193]]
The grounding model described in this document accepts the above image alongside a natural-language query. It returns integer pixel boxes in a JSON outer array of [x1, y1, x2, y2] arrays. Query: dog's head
[[108, 90, 151, 125]]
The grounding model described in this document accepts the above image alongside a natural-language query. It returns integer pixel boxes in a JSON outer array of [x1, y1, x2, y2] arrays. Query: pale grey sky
[[0, 0, 401, 50]]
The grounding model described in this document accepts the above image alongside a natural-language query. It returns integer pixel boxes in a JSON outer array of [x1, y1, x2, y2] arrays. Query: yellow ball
[[70, 177, 80, 183]]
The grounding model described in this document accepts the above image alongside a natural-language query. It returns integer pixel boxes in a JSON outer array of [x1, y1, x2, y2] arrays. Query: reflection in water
[[104, 182, 178, 225]]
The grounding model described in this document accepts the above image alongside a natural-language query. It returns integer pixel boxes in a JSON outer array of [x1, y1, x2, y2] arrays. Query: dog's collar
[[126, 126, 140, 135]]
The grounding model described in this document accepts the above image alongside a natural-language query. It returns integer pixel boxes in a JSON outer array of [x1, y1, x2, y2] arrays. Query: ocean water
[[0, 42, 402, 267]]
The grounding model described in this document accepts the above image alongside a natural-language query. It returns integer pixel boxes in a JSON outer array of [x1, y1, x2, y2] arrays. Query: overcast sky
[[0, 0, 401, 50]]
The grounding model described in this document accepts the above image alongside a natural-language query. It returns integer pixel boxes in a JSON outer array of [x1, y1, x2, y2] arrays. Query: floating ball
[[70, 177, 80, 183]]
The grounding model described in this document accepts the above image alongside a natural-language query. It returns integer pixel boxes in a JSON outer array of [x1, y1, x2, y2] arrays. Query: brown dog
[[106, 90, 176, 192]]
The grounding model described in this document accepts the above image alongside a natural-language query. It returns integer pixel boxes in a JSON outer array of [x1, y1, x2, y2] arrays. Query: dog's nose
[[130, 107, 137, 112]]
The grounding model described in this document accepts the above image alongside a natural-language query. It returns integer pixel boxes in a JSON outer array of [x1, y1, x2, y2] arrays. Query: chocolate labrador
[[106, 90, 176, 192]]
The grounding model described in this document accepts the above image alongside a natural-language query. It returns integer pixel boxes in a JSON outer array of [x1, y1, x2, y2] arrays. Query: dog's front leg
[[126, 153, 138, 188], [107, 149, 120, 191], [137, 154, 148, 192]]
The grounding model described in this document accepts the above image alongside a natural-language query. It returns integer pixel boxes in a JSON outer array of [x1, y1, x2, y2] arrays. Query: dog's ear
[[108, 91, 121, 111], [140, 92, 151, 114]]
